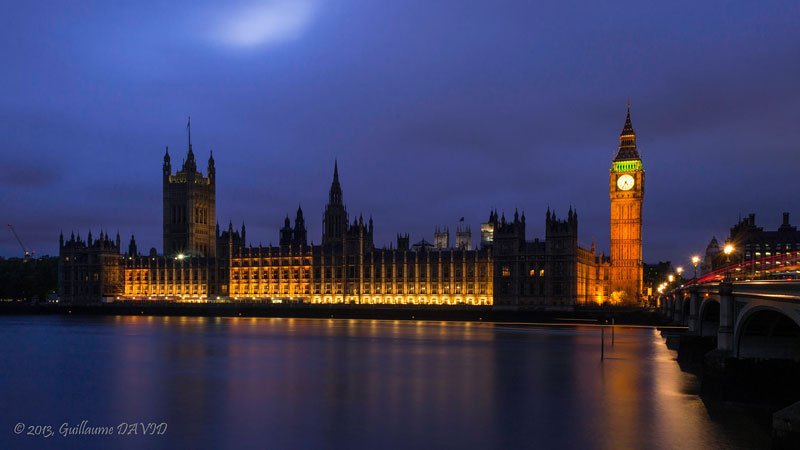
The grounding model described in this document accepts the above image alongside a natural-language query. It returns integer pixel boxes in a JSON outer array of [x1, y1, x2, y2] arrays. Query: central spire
[[328, 160, 342, 205]]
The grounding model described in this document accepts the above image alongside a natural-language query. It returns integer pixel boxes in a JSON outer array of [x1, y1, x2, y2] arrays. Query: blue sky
[[1, 0, 799, 264]]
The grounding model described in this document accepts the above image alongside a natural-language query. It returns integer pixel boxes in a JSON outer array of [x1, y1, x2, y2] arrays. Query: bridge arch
[[698, 297, 720, 337], [734, 305, 800, 360]]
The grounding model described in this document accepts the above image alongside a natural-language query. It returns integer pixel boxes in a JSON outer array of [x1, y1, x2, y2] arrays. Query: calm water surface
[[0, 316, 769, 449]]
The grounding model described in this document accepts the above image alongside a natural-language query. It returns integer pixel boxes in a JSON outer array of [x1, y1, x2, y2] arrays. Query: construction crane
[[7, 224, 34, 261]]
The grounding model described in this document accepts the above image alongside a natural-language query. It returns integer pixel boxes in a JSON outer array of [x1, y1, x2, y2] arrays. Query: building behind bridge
[[702, 212, 800, 277]]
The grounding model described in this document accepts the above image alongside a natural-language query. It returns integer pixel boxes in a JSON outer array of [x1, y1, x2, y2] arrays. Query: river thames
[[0, 316, 769, 449]]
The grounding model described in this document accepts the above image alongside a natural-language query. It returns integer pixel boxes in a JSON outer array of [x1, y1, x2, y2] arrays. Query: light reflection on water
[[0, 316, 769, 449]]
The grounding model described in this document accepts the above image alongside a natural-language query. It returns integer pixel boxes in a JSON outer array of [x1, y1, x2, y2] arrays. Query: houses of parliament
[[59, 107, 645, 308]]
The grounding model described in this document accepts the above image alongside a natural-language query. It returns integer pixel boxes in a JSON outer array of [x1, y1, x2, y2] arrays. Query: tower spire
[[183, 117, 196, 172], [163, 146, 171, 176], [328, 160, 343, 205], [333, 159, 339, 184], [614, 102, 640, 161]]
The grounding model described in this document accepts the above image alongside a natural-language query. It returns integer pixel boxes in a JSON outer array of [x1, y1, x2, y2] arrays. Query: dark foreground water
[[0, 316, 769, 450]]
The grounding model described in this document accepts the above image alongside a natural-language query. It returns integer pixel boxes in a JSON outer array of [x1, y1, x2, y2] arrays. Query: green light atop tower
[[612, 160, 642, 173]]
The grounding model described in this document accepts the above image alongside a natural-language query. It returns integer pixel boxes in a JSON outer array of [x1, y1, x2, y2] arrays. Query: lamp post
[[691, 255, 700, 280], [676, 266, 684, 284], [723, 243, 734, 282]]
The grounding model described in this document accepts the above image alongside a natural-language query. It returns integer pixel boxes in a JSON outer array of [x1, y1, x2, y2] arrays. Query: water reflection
[[0, 317, 768, 449]]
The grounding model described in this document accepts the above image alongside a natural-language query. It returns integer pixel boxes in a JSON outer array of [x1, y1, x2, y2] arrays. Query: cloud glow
[[216, 0, 317, 48]]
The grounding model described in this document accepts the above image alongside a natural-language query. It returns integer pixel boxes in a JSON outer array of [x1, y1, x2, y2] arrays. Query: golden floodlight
[[723, 244, 734, 255], [691, 255, 700, 267]]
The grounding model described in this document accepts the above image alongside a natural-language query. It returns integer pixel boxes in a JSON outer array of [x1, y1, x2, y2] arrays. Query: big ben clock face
[[617, 174, 635, 191]]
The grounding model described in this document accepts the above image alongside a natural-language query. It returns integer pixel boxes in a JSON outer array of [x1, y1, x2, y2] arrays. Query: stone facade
[[58, 111, 651, 307], [162, 126, 216, 258], [609, 106, 645, 302]]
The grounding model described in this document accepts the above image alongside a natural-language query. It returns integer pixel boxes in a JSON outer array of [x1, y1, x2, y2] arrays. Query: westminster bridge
[[658, 258, 800, 444], [661, 280, 800, 359]]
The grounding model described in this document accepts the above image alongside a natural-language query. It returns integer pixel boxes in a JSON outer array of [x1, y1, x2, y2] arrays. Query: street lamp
[[723, 243, 735, 281], [723, 244, 734, 257], [691, 255, 700, 280], [668, 274, 675, 283]]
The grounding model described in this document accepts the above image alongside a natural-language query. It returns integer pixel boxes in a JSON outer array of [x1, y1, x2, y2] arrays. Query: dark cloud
[[1, 0, 799, 264], [0, 160, 61, 189]]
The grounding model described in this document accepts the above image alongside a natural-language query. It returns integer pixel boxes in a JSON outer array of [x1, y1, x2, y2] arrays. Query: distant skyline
[[1, 1, 799, 263]]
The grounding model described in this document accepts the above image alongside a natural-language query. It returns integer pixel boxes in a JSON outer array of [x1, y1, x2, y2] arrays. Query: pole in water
[[612, 317, 615, 346], [601, 324, 605, 361]]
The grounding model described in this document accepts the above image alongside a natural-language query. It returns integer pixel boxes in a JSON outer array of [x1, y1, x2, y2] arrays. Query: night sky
[[1, 1, 799, 264]]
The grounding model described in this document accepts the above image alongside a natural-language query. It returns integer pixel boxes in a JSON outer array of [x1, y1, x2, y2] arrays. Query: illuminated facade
[[222, 244, 493, 305], [609, 105, 645, 301], [59, 118, 630, 308]]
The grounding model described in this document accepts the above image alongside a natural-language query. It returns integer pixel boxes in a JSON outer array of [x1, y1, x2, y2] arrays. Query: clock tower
[[609, 104, 644, 302]]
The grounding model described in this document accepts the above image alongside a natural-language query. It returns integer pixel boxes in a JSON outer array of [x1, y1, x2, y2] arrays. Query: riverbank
[[0, 301, 670, 326]]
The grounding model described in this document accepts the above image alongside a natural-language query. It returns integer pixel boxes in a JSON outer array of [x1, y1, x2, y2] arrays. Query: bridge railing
[[685, 250, 800, 286]]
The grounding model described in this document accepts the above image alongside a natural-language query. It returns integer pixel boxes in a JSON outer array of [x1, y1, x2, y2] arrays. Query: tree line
[[0, 256, 58, 302]]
